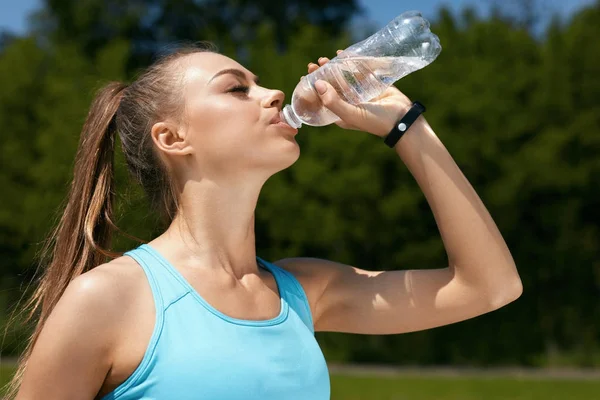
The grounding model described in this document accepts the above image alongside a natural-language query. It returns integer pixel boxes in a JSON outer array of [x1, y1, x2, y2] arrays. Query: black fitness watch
[[383, 101, 426, 148]]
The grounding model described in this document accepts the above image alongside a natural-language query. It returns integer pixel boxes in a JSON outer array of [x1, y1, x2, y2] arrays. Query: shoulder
[[16, 255, 148, 397], [71, 255, 145, 305], [272, 257, 360, 297], [272, 257, 342, 283], [271, 258, 347, 321], [59, 254, 147, 334], [52, 254, 150, 359]]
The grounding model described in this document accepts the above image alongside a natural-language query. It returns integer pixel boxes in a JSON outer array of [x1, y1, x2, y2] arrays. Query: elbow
[[488, 275, 523, 310]]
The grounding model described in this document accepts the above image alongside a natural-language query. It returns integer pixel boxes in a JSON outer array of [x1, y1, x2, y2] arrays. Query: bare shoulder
[[16, 254, 147, 399], [271, 257, 346, 322], [272, 257, 342, 284], [64, 255, 147, 320], [272, 257, 365, 298], [270, 257, 380, 332], [84, 254, 147, 301], [51, 253, 148, 346]]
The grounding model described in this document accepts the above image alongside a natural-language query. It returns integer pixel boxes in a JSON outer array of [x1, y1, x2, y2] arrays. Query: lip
[[270, 112, 283, 124], [270, 111, 298, 134]]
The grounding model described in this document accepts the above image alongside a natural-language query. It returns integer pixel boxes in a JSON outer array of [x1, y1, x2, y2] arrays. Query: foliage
[[0, 1, 599, 366]]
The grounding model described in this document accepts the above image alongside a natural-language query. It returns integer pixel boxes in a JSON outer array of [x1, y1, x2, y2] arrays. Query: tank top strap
[[257, 257, 315, 333], [124, 244, 191, 309]]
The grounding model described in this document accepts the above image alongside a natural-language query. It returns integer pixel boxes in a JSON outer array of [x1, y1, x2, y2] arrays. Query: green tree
[[1, 1, 599, 367], [36, 0, 360, 66]]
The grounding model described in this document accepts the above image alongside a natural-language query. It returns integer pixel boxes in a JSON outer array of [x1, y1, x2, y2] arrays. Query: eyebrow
[[209, 68, 260, 85]]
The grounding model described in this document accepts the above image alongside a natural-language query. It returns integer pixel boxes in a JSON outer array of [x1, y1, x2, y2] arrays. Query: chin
[[269, 140, 301, 173]]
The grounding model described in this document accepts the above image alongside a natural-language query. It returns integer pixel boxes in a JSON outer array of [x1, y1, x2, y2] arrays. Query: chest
[[153, 313, 331, 399], [98, 290, 329, 400]]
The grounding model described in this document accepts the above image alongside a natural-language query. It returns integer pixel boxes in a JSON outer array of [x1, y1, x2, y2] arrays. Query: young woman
[[10, 45, 522, 400]]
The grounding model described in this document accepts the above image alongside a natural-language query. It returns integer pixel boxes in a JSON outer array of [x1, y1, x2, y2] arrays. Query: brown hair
[[3, 42, 217, 399]]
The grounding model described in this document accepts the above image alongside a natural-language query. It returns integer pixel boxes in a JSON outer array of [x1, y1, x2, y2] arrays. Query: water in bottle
[[280, 11, 442, 129]]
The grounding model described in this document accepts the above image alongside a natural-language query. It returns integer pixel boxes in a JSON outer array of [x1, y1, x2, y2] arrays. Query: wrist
[[393, 117, 439, 159], [383, 101, 427, 147], [385, 103, 412, 135]]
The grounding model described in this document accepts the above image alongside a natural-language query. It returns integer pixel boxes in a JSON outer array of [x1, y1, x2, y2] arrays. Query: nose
[[262, 89, 285, 110]]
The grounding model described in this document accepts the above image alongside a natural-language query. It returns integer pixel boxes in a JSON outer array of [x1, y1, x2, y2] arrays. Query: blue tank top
[[101, 244, 330, 400]]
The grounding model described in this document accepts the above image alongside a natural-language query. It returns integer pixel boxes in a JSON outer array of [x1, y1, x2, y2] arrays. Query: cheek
[[184, 98, 269, 165], [190, 98, 252, 133], [187, 99, 259, 147]]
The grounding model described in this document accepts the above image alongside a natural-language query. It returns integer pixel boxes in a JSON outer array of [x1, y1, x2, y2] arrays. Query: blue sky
[[0, 0, 596, 34]]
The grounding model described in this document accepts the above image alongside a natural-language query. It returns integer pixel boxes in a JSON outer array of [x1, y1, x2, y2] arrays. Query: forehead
[[181, 52, 251, 86]]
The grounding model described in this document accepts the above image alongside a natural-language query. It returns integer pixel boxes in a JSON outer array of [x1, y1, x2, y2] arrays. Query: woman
[[10, 44, 522, 399]]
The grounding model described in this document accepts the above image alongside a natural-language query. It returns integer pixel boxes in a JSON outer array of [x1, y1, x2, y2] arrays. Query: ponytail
[[4, 44, 217, 398], [2, 82, 136, 399]]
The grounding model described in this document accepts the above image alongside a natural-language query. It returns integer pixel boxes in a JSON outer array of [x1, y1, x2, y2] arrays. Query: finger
[[314, 80, 360, 124], [308, 62, 319, 73], [318, 57, 329, 66], [337, 49, 343, 54]]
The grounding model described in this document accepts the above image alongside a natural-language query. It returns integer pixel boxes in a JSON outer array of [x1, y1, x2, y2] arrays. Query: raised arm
[[275, 59, 522, 335]]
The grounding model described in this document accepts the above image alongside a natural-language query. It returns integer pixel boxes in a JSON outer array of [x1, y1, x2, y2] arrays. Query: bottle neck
[[281, 105, 303, 129]]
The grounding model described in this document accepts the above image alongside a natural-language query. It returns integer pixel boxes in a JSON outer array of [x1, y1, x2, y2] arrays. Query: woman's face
[[173, 52, 300, 181]]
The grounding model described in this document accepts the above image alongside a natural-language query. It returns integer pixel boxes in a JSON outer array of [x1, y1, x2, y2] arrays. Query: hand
[[307, 51, 415, 137]]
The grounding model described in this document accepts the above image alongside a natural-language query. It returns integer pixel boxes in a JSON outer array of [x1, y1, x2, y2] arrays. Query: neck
[[155, 178, 264, 279]]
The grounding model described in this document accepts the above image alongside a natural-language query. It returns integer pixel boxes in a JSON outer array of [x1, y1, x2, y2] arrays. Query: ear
[[151, 121, 194, 156]]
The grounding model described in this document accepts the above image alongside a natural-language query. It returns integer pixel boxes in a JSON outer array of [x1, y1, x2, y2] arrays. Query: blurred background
[[0, 0, 599, 398]]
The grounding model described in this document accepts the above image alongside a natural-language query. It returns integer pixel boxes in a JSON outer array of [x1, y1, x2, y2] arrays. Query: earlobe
[[151, 122, 194, 156]]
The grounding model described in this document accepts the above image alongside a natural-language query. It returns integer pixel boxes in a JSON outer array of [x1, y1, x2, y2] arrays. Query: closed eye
[[227, 85, 250, 95]]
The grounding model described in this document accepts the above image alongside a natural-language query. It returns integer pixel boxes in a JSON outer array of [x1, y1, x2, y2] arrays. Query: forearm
[[394, 117, 522, 300]]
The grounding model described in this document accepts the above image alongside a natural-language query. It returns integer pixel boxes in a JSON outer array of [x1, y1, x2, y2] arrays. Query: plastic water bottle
[[280, 11, 442, 129]]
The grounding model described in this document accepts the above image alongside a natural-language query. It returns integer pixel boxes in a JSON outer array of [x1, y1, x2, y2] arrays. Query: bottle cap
[[281, 105, 302, 129]]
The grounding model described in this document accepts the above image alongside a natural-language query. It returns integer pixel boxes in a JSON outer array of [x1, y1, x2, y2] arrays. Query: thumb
[[314, 80, 359, 123]]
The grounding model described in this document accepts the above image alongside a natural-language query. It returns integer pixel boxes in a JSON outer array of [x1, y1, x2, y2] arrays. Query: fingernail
[[315, 80, 327, 94]]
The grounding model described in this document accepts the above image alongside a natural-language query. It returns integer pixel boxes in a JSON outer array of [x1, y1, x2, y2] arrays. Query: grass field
[[330, 374, 600, 399], [2, 365, 600, 399]]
